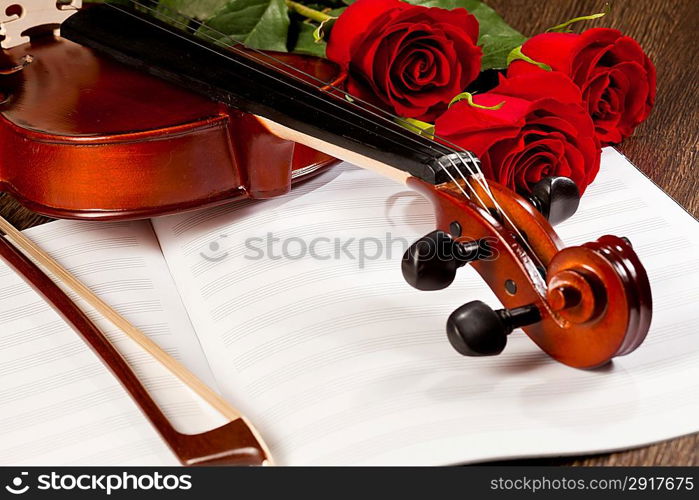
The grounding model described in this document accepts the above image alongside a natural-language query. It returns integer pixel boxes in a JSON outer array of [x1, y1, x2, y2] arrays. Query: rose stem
[[285, 0, 333, 23]]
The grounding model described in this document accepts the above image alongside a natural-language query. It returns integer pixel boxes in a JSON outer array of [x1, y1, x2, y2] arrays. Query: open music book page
[[2, 148, 697, 466], [0, 221, 226, 465], [153, 148, 699, 465]]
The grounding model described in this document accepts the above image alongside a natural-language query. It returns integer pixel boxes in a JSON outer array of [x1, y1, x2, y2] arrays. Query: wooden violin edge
[[0, 37, 339, 220]]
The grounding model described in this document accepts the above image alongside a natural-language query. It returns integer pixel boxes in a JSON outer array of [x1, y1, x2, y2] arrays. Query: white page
[[0, 220, 226, 465], [153, 148, 699, 465]]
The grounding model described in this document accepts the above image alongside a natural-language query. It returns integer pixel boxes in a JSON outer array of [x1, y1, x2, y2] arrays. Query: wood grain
[[1, 0, 697, 465]]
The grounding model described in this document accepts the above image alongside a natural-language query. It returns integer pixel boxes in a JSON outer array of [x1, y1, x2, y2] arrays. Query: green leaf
[[196, 0, 291, 52], [158, 0, 229, 20], [293, 22, 328, 57], [403, 0, 527, 71]]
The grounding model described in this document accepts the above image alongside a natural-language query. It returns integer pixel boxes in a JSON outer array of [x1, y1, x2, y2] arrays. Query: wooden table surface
[[1, 0, 697, 466]]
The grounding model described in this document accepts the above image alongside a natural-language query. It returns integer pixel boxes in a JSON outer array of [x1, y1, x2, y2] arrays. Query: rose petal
[[327, 0, 406, 66]]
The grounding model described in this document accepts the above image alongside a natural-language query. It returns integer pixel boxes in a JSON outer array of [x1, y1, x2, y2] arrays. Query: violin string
[[83, 1, 541, 263], [145, 3, 519, 235], [136, 2, 513, 218], [123, 2, 471, 155], [102, 1, 480, 200], [118, 2, 502, 202], [104, 1, 490, 203], [104, 0, 543, 267], [172, 4, 499, 204]]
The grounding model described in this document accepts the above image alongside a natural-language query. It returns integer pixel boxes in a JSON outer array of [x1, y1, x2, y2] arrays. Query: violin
[[0, 14, 340, 218], [0, 5, 651, 370]]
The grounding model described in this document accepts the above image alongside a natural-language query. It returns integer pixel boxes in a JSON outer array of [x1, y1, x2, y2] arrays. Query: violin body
[[0, 36, 339, 220]]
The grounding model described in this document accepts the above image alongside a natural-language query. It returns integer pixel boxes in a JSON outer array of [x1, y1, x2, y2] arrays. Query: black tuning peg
[[526, 177, 580, 226], [447, 301, 541, 356], [402, 230, 487, 291]]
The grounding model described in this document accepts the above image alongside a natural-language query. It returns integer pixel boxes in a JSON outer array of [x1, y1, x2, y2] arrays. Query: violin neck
[[61, 3, 461, 185]]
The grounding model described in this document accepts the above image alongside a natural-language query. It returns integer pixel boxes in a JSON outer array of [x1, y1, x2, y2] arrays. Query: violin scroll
[[404, 175, 652, 369], [541, 235, 652, 365]]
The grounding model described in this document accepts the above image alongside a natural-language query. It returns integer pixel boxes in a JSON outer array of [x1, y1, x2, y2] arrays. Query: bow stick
[[0, 215, 272, 465]]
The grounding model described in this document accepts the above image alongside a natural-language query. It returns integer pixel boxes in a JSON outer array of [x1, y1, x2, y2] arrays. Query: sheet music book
[[1, 148, 698, 465]]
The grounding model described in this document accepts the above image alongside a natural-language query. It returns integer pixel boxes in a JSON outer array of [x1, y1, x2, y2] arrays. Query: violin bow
[[0, 215, 272, 466]]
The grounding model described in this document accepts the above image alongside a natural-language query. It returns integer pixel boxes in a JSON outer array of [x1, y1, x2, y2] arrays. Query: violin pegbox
[[403, 174, 652, 369], [0, 0, 82, 49]]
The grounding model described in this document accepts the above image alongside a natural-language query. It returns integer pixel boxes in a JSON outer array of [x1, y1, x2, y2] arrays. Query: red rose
[[434, 72, 600, 194], [508, 28, 656, 145], [326, 0, 482, 121]]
